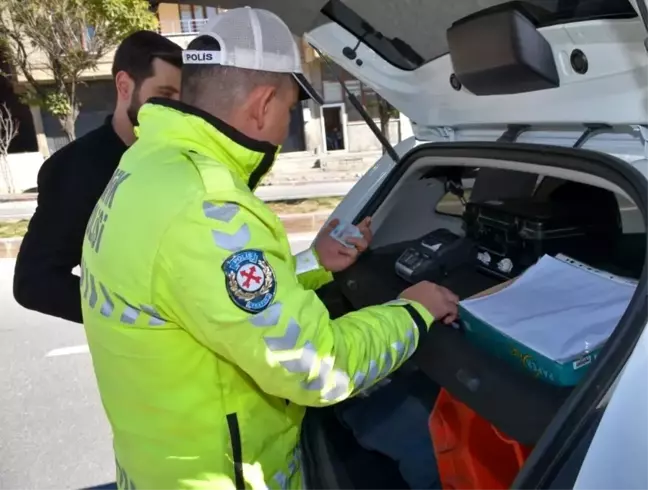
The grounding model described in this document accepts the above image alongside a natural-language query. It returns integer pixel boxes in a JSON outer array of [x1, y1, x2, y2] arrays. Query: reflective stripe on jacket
[[81, 98, 434, 490]]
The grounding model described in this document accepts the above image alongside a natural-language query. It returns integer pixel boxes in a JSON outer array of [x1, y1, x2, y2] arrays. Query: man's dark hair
[[111, 30, 183, 84], [181, 35, 290, 118]]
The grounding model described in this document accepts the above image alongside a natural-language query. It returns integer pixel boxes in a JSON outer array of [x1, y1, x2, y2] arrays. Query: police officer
[[81, 8, 458, 490]]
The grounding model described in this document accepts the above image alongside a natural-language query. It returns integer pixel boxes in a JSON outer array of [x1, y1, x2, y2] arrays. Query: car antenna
[[313, 45, 401, 164]]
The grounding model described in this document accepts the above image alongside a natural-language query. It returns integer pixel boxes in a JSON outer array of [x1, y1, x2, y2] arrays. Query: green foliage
[[368, 96, 398, 120], [46, 92, 72, 118], [83, 0, 158, 49], [0, 0, 157, 139], [20, 89, 72, 117]]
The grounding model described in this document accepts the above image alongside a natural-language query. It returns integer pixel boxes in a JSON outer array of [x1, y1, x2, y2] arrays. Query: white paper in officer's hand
[[330, 221, 363, 248]]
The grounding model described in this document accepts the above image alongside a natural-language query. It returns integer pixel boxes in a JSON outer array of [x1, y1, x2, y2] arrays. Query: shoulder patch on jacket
[[222, 249, 276, 313]]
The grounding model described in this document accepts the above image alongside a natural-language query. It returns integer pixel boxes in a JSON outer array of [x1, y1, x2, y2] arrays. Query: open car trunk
[[168, 1, 648, 488], [300, 142, 647, 489], [297, 2, 648, 486]]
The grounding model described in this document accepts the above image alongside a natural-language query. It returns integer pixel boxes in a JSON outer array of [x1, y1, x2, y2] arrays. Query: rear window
[[322, 0, 638, 70]]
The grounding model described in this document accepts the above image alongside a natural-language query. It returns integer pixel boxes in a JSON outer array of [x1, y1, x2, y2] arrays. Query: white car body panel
[[574, 321, 648, 490], [327, 137, 416, 224], [306, 19, 648, 129]]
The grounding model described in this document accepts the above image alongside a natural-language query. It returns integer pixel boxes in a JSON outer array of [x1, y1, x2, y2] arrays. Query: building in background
[[2, 3, 408, 168]]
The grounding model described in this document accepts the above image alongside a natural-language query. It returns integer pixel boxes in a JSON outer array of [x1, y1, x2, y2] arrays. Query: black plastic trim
[[448, 6, 560, 96], [300, 409, 354, 489], [320, 0, 423, 71], [498, 124, 531, 142], [351, 141, 647, 489], [402, 303, 429, 341], [572, 124, 613, 149], [634, 0, 648, 33], [146, 98, 277, 190], [226, 413, 245, 490]]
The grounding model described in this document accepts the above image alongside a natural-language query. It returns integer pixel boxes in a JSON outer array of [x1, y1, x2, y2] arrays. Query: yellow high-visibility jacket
[[80, 99, 433, 490]]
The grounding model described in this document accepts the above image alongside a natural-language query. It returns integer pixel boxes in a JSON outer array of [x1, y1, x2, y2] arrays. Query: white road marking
[[46, 345, 89, 357]]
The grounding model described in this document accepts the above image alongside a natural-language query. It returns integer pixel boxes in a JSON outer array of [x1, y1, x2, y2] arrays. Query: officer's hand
[[313, 217, 372, 273], [399, 281, 459, 324]]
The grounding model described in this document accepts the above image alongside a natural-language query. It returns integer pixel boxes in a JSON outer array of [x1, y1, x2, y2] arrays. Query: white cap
[[182, 7, 323, 104]]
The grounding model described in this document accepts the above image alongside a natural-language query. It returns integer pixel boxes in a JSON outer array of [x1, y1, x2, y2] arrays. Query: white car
[[188, 0, 648, 488]]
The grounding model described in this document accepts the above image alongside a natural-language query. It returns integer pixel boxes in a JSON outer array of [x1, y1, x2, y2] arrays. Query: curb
[[0, 211, 332, 259], [0, 193, 37, 203], [279, 211, 330, 234], [0, 238, 21, 259], [0, 181, 356, 204]]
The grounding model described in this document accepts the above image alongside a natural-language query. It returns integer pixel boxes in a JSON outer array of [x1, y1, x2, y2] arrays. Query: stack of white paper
[[461, 255, 637, 363]]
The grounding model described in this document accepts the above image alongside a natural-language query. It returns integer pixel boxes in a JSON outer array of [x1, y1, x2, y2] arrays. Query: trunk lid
[[303, 0, 647, 159]]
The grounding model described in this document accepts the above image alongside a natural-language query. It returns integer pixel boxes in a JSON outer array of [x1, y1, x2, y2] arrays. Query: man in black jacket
[[13, 31, 182, 323]]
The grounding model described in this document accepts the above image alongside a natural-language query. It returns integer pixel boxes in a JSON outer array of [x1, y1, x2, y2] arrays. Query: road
[[0, 182, 356, 221], [258, 181, 354, 202], [0, 233, 315, 490]]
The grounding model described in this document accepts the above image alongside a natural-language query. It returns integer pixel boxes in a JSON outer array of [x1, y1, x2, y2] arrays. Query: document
[[460, 255, 637, 363]]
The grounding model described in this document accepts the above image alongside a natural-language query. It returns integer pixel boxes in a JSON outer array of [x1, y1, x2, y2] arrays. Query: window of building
[[82, 26, 96, 52], [178, 5, 217, 33], [320, 61, 398, 123]]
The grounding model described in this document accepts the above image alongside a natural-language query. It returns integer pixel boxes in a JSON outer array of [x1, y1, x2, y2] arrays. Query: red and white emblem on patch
[[236, 263, 265, 293]]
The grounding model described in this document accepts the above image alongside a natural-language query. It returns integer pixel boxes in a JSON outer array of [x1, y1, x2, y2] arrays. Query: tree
[[0, 0, 157, 141], [0, 102, 19, 193], [363, 90, 398, 155], [373, 96, 398, 154]]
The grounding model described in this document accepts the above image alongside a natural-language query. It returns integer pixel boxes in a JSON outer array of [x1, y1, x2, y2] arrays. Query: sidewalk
[[0, 150, 379, 202], [0, 179, 360, 204], [0, 194, 36, 203], [0, 180, 357, 206], [0, 211, 331, 259], [268, 150, 380, 182]]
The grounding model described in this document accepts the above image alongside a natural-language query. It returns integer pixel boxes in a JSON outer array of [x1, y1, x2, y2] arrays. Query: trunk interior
[[302, 143, 647, 489]]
